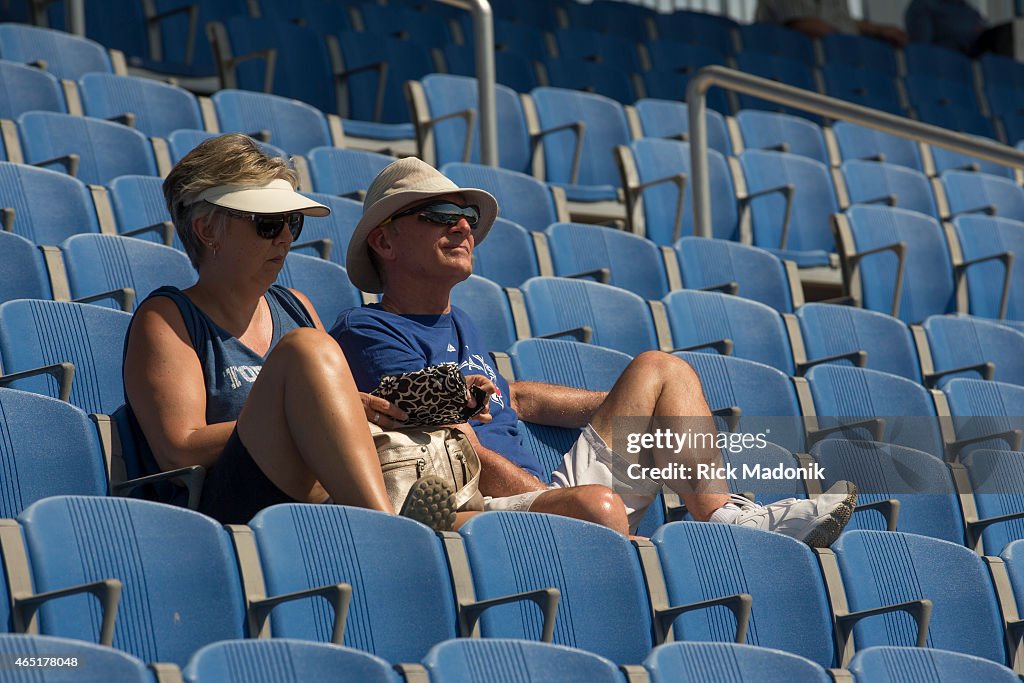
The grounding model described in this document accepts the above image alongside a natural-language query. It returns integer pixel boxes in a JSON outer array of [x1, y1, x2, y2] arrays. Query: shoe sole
[[800, 484, 858, 548], [399, 475, 457, 532]]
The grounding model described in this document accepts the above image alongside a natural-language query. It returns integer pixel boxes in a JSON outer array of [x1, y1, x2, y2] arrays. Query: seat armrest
[[72, 287, 135, 313], [459, 587, 560, 642], [530, 120, 585, 184], [653, 593, 752, 644], [536, 326, 593, 344], [806, 417, 886, 448], [836, 598, 931, 650], [796, 350, 867, 375], [15, 579, 121, 646], [111, 465, 206, 511], [121, 221, 175, 247], [0, 362, 75, 402], [853, 498, 900, 531], [249, 583, 352, 644]]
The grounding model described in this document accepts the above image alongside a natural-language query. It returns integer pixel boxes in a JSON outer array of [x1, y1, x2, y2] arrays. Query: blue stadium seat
[[961, 449, 1024, 553], [923, 314, 1024, 388], [650, 11, 737, 53], [306, 146, 394, 199], [835, 205, 956, 323], [737, 150, 839, 267], [459, 512, 654, 664], [451, 275, 519, 352], [812, 440, 964, 543], [944, 377, 1024, 456], [551, 27, 642, 72], [0, 161, 101, 245], [472, 217, 542, 288], [184, 639, 398, 683], [106, 174, 181, 249], [738, 23, 814, 63], [950, 215, 1024, 325], [733, 52, 817, 120], [212, 89, 333, 156], [840, 160, 940, 219], [819, 64, 903, 115], [674, 237, 799, 313], [662, 289, 794, 374], [565, 0, 654, 41], [423, 639, 625, 683], [632, 99, 732, 156], [248, 504, 465, 663], [546, 222, 670, 299], [0, 23, 115, 79], [78, 73, 203, 138], [0, 634, 155, 682], [930, 143, 1015, 180], [849, 646, 1019, 683], [259, 0, 352, 34], [440, 45, 540, 94], [291, 193, 365, 268], [622, 139, 739, 244], [905, 76, 981, 117], [904, 43, 974, 83], [940, 170, 1024, 222], [805, 364, 945, 457], [0, 59, 66, 118], [18, 111, 158, 185], [918, 103, 997, 141], [0, 389, 107, 518], [651, 522, 837, 667], [832, 121, 925, 172], [0, 231, 51, 303], [833, 530, 1007, 664], [735, 110, 828, 164], [358, 3, 454, 47], [520, 277, 658, 356], [541, 57, 637, 105], [442, 162, 564, 233], [150, 0, 249, 76], [639, 68, 733, 116], [645, 641, 831, 683], [61, 234, 196, 311], [166, 129, 287, 164], [819, 33, 898, 74], [274, 253, 361, 328], [0, 299, 130, 414], [796, 303, 922, 382]]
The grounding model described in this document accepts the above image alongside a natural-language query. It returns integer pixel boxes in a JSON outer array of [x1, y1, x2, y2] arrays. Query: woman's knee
[[272, 328, 351, 373]]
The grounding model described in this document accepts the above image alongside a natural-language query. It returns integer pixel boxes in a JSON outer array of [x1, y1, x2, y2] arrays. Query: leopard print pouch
[[371, 362, 483, 427]]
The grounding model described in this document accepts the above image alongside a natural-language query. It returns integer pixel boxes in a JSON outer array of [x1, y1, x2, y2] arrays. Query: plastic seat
[[0, 300, 131, 414], [840, 160, 940, 219], [662, 289, 794, 374], [645, 641, 830, 682], [638, 68, 732, 116], [441, 162, 564, 233], [546, 222, 670, 300], [542, 57, 636, 105], [0, 231, 51, 303], [18, 111, 158, 185], [166, 129, 287, 164], [306, 147, 394, 198], [904, 43, 975, 83], [951, 215, 1024, 324], [552, 27, 642, 72], [289, 193, 363, 269], [944, 377, 1024, 458], [733, 52, 817, 120], [107, 174, 181, 249], [849, 646, 1019, 683], [472, 218, 541, 288], [833, 530, 1007, 664], [923, 315, 1024, 388], [0, 23, 115, 79], [451, 275, 518, 352], [0, 59, 65, 119], [735, 110, 828, 164], [633, 99, 732, 156], [819, 64, 903, 115], [520, 277, 658, 357], [819, 33, 898, 74], [650, 11, 737, 54], [440, 45, 539, 94], [184, 639, 398, 683], [832, 121, 925, 172], [274, 254, 361, 329], [61, 234, 196, 311], [905, 76, 981, 117], [212, 90, 332, 157], [962, 449, 1024, 554], [0, 634, 155, 682], [674, 237, 798, 313], [941, 170, 1024, 222], [565, 0, 654, 41], [930, 143, 1015, 180], [423, 639, 625, 683], [78, 73, 203, 138], [0, 161, 101, 245], [738, 23, 814, 63]]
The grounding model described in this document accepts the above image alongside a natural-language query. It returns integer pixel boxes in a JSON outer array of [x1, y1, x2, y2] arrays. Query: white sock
[[709, 502, 743, 524]]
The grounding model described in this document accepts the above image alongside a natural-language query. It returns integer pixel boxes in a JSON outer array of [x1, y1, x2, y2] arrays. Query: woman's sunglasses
[[385, 201, 480, 228], [219, 207, 304, 240]]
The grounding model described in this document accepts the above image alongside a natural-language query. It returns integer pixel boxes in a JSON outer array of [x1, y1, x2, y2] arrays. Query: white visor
[[193, 178, 330, 217]]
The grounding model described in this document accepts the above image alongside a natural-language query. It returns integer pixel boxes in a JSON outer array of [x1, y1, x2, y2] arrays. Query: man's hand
[[360, 392, 408, 429], [464, 374, 496, 424]]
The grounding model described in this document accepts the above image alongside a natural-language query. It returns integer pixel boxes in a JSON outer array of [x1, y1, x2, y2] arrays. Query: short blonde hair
[[163, 134, 299, 269]]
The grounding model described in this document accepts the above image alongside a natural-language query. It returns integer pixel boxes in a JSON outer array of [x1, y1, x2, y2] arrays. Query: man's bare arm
[[509, 380, 607, 428]]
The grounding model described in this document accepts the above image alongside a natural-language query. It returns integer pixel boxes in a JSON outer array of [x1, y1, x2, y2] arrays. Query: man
[[756, 0, 908, 47], [331, 157, 857, 546], [905, 0, 1011, 58]]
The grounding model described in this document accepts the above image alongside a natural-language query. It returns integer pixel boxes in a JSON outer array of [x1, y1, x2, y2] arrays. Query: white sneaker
[[729, 481, 858, 548]]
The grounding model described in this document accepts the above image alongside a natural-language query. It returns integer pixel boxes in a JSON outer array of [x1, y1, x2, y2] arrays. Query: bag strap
[[448, 430, 481, 509]]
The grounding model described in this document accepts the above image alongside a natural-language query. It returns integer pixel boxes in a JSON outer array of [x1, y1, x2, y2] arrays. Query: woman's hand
[[360, 392, 408, 429], [464, 374, 497, 424]]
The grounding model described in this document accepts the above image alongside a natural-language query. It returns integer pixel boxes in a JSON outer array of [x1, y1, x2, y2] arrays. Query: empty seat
[[961, 449, 1024, 553], [940, 170, 1024, 222], [632, 99, 732, 156], [849, 646, 1019, 683], [212, 90, 332, 157], [0, 23, 116, 79], [520, 277, 658, 356], [651, 11, 737, 54], [551, 27, 643, 73], [0, 231, 51, 303], [923, 315, 1024, 388], [18, 111, 158, 185], [306, 147, 394, 198], [0, 161, 101, 245], [78, 73, 203, 139], [107, 174, 180, 249], [950, 214, 1024, 325], [674, 237, 799, 313], [645, 641, 831, 683], [832, 121, 925, 172], [442, 162, 565, 233], [541, 57, 636, 105], [424, 639, 624, 683], [840, 160, 940, 219], [733, 52, 817, 120], [472, 217, 542, 288], [290, 193, 363, 268], [451, 275, 519, 352], [0, 634, 154, 682], [819, 64, 903, 115], [274, 254, 360, 328], [738, 23, 814, 64], [184, 639, 399, 683], [0, 59, 66, 119], [819, 33, 898, 74], [735, 110, 828, 164], [903, 43, 974, 83]]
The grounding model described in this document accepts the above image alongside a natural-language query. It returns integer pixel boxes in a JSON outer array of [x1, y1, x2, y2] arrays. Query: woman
[[122, 134, 457, 528]]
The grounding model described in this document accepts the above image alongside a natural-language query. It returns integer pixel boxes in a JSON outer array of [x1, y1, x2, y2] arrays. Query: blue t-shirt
[[332, 304, 544, 478]]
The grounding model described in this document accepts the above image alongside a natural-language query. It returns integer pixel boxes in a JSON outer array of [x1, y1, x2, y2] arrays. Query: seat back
[[442, 162, 559, 233], [0, 161, 100, 245], [0, 634, 153, 681], [833, 530, 1006, 664], [472, 217, 540, 288], [944, 378, 1024, 453], [19, 496, 247, 666], [107, 174, 182, 249], [674, 237, 794, 313], [212, 89, 332, 156], [736, 110, 828, 164], [306, 147, 394, 198], [542, 57, 636, 105], [274, 254, 360, 328], [840, 160, 939, 219], [633, 99, 731, 155], [942, 170, 1024, 222], [248, 505, 459, 663], [819, 64, 903, 115], [530, 87, 631, 189], [849, 646, 1019, 683], [291, 192, 363, 268], [79, 73, 203, 138], [509, 338, 632, 393], [62, 234, 196, 311], [424, 639, 625, 683], [0, 59, 65, 118], [652, 523, 837, 667], [185, 638, 398, 682], [663, 289, 794, 374], [459, 512, 655, 664], [812, 440, 964, 543], [832, 121, 924, 172], [964, 449, 1024, 553], [521, 277, 658, 356], [629, 139, 738, 244], [645, 641, 830, 682], [796, 303, 922, 382], [546, 222, 669, 299], [18, 111, 157, 185], [733, 53, 816, 119], [0, 299, 131, 414], [166, 129, 287, 164], [738, 24, 814, 63], [924, 315, 1024, 387], [904, 43, 974, 83], [931, 145, 1015, 180], [841, 205, 955, 323], [0, 23, 113, 79], [951, 215, 1024, 321], [450, 275, 518, 352], [0, 389, 107, 518], [819, 33, 898, 74], [0, 231, 51, 302], [335, 30, 434, 124]]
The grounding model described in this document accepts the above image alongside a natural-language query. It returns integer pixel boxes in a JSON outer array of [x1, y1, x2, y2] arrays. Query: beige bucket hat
[[347, 157, 498, 293]]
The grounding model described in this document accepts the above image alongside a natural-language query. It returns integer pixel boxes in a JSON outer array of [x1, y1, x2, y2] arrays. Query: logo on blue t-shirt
[[460, 350, 505, 409]]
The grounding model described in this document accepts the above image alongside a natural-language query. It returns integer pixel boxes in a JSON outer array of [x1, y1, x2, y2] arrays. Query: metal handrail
[[436, 0, 497, 166], [685, 64, 1024, 238]]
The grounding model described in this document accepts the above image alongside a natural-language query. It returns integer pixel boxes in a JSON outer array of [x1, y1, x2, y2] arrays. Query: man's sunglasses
[[385, 201, 480, 228], [219, 207, 304, 240]]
